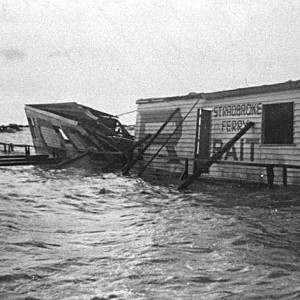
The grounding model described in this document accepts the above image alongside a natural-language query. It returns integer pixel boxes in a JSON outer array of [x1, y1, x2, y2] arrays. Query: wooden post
[[122, 108, 180, 175], [193, 109, 201, 173], [194, 109, 201, 160], [282, 166, 287, 187], [178, 121, 255, 190], [9, 143, 14, 153], [179, 158, 189, 180], [266, 165, 274, 188], [25, 146, 30, 156]]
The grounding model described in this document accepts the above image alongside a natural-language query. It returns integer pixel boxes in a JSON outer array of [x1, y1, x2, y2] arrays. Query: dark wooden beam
[[178, 121, 255, 190], [122, 108, 180, 175]]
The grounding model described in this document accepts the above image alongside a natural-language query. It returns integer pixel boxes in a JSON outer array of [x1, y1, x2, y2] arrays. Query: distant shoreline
[[0, 124, 29, 133]]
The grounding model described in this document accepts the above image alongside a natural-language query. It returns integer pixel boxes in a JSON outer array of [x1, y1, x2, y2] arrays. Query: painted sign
[[212, 102, 262, 161], [213, 138, 259, 161], [213, 102, 262, 132], [139, 109, 183, 164], [213, 103, 262, 118]]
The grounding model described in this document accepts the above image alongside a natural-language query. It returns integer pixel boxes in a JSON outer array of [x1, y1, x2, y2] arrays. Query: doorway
[[194, 109, 211, 170]]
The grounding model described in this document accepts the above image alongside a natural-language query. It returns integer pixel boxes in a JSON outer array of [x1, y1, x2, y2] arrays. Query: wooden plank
[[282, 166, 287, 187], [0, 155, 49, 160], [0, 156, 59, 167], [194, 108, 200, 158], [102, 134, 151, 171], [53, 152, 89, 167], [178, 121, 255, 190], [211, 160, 300, 169], [123, 108, 180, 175], [25, 106, 78, 126], [138, 99, 201, 176], [179, 158, 189, 180], [266, 165, 274, 188]]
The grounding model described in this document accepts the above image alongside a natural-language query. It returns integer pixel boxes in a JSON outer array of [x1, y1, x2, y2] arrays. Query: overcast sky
[[1, 0, 300, 125]]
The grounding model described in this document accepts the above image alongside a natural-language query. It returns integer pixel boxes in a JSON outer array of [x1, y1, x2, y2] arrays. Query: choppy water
[[1, 130, 300, 300]]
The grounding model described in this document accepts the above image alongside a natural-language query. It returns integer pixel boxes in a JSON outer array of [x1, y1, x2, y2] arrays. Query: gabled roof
[[25, 102, 117, 122], [136, 79, 300, 104]]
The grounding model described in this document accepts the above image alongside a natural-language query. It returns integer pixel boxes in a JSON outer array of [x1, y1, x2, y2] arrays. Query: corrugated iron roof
[[136, 79, 300, 104]]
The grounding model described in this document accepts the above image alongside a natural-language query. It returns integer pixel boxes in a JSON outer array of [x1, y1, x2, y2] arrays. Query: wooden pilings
[[266, 165, 274, 188], [0, 142, 60, 166], [0, 142, 33, 156], [282, 166, 287, 187]]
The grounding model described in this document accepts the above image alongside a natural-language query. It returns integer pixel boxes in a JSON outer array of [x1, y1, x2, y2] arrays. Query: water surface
[[0, 130, 299, 299]]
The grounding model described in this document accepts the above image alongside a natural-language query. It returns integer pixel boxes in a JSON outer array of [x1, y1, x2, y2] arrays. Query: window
[[262, 102, 294, 144], [53, 126, 70, 142], [58, 128, 70, 141]]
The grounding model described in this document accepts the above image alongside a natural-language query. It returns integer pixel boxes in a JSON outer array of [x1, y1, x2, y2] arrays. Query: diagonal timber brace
[[178, 121, 255, 190], [122, 108, 180, 175]]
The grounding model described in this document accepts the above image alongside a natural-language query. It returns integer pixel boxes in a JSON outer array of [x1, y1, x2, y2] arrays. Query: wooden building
[[25, 102, 134, 167], [135, 80, 300, 186]]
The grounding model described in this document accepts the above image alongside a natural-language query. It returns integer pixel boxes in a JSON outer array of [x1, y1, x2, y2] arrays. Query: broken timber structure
[[24, 102, 136, 169], [0, 142, 59, 166]]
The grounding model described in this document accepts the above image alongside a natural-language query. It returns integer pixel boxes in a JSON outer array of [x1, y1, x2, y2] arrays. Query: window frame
[[53, 126, 71, 143], [261, 102, 294, 145]]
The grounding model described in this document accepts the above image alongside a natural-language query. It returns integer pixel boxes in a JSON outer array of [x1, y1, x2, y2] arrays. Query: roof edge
[[204, 80, 300, 100], [136, 79, 300, 104]]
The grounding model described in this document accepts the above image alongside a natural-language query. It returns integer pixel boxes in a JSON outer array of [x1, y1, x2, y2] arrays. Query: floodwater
[[1, 129, 300, 300]]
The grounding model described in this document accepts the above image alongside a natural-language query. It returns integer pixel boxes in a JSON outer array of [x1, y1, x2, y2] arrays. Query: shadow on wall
[[139, 109, 183, 164]]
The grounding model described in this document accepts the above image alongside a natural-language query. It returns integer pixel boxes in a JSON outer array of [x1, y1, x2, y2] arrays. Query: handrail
[[0, 142, 34, 155]]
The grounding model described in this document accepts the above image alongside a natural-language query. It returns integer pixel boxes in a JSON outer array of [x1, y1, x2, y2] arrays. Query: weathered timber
[[0, 154, 59, 166], [179, 158, 189, 180], [103, 134, 151, 171], [122, 108, 180, 175], [138, 98, 201, 176], [116, 120, 134, 139], [178, 121, 255, 190], [123, 134, 151, 156], [53, 152, 89, 168], [266, 165, 274, 188], [139, 152, 299, 187], [282, 166, 287, 187], [0, 154, 48, 160], [0, 142, 34, 156]]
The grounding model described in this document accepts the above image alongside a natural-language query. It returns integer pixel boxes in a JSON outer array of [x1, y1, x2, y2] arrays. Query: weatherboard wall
[[135, 97, 205, 174], [136, 87, 300, 185], [206, 89, 300, 185], [25, 106, 87, 157]]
